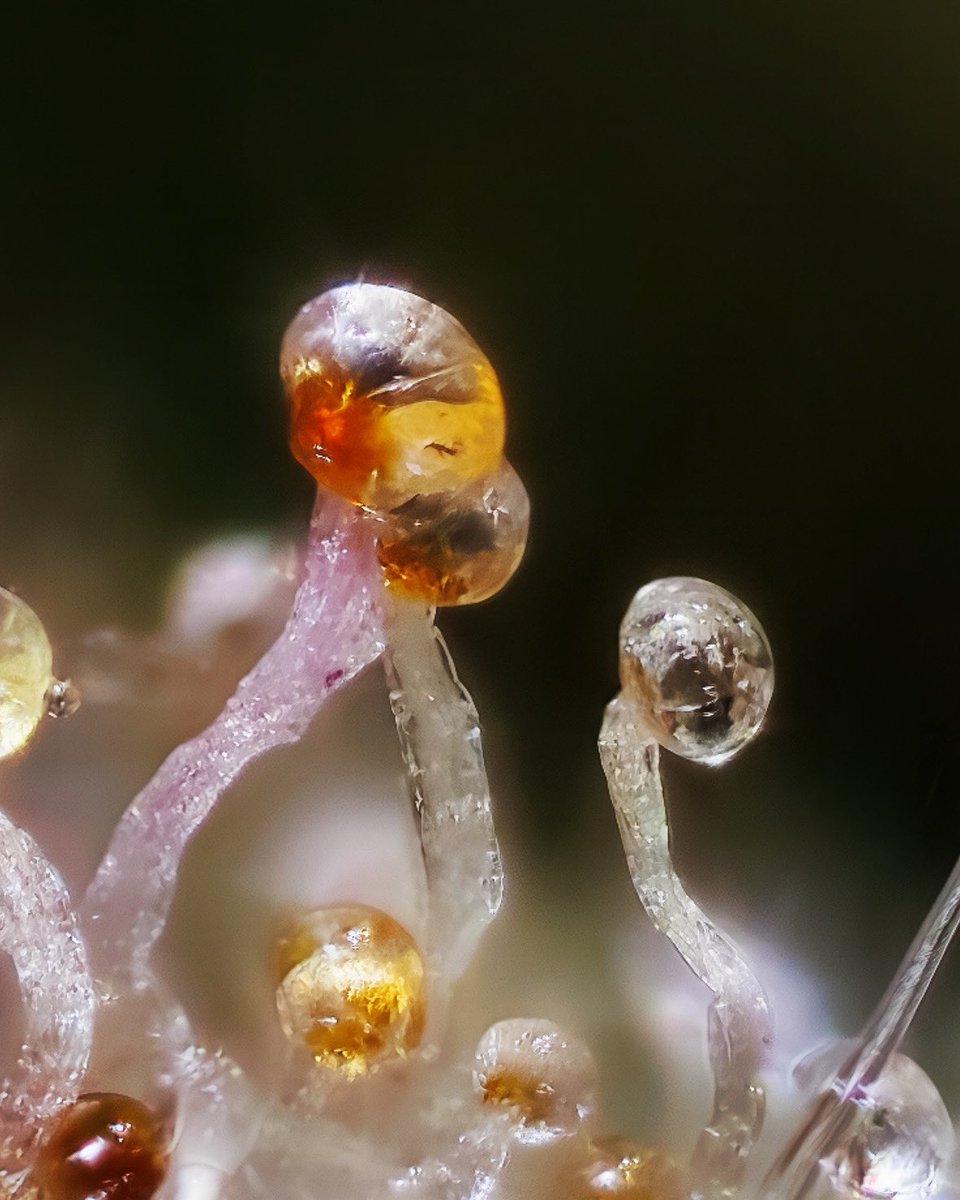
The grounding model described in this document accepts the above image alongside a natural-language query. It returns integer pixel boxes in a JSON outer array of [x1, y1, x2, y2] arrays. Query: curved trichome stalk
[[77, 495, 384, 1195], [81, 494, 384, 993], [0, 808, 96, 1177], [599, 695, 771, 1200], [381, 592, 503, 989], [759, 853, 960, 1200]]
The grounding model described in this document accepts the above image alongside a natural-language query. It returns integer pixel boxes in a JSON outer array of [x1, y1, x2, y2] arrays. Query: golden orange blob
[[275, 904, 425, 1078], [32, 1092, 168, 1200], [479, 1067, 560, 1126], [573, 1138, 684, 1200], [282, 284, 506, 511]]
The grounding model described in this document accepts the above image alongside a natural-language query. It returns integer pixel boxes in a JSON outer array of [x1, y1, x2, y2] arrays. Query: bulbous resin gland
[[281, 283, 506, 511], [376, 460, 529, 605], [474, 1018, 598, 1144], [31, 1092, 168, 1200], [0, 585, 54, 760], [573, 1138, 684, 1200], [824, 1054, 952, 1200], [619, 577, 773, 765], [275, 904, 425, 1077]]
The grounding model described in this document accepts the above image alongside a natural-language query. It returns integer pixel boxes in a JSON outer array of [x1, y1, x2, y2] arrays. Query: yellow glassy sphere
[[281, 283, 506, 512], [0, 585, 53, 761], [275, 905, 425, 1078]]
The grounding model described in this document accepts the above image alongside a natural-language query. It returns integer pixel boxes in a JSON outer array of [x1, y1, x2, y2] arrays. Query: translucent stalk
[[599, 695, 771, 1200], [167, 1040, 266, 1200], [81, 494, 384, 993], [381, 593, 503, 988], [759, 855, 960, 1200], [0, 809, 95, 1175]]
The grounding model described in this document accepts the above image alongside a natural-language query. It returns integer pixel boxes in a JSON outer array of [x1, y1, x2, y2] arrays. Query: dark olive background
[[1, 3, 959, 1110]]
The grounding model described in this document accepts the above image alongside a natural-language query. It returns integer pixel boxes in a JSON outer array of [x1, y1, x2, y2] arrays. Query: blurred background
[[1, 0, 959, 1152]]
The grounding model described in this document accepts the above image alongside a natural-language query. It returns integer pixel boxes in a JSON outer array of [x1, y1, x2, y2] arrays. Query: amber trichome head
[[376, 459, 529, 606], [31, 1092, 168, 1200], [281, 283, 506, 512], [619, 576, 773, 765], [275, 904, 425, 1078], [474, 1018, 598, 1144]]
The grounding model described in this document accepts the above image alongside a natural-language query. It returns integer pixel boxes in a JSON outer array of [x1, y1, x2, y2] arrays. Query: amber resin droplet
[[281, 283, 506, 511], [31, 1092, 168, 1200], [573, 1139, 684, 1199], [474, 1018, 598, 1144], [275, 904, 425, 1077], [376, 460, 529, 605], [0, 585, 54, 760]]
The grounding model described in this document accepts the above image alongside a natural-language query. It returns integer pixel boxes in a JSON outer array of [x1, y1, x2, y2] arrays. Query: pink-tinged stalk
[[81, 493, 384, 994]]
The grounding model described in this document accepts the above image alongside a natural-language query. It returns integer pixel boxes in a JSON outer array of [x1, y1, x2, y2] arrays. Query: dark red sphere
[[33, 1092, 168, 1200]]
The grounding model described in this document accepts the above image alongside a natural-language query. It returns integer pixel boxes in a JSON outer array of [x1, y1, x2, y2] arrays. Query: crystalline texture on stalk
[[81, 495, 384, 993], [599, 696, 770, 1199], [0, 809, 96, 1177], [382, 595, 503, 989]]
